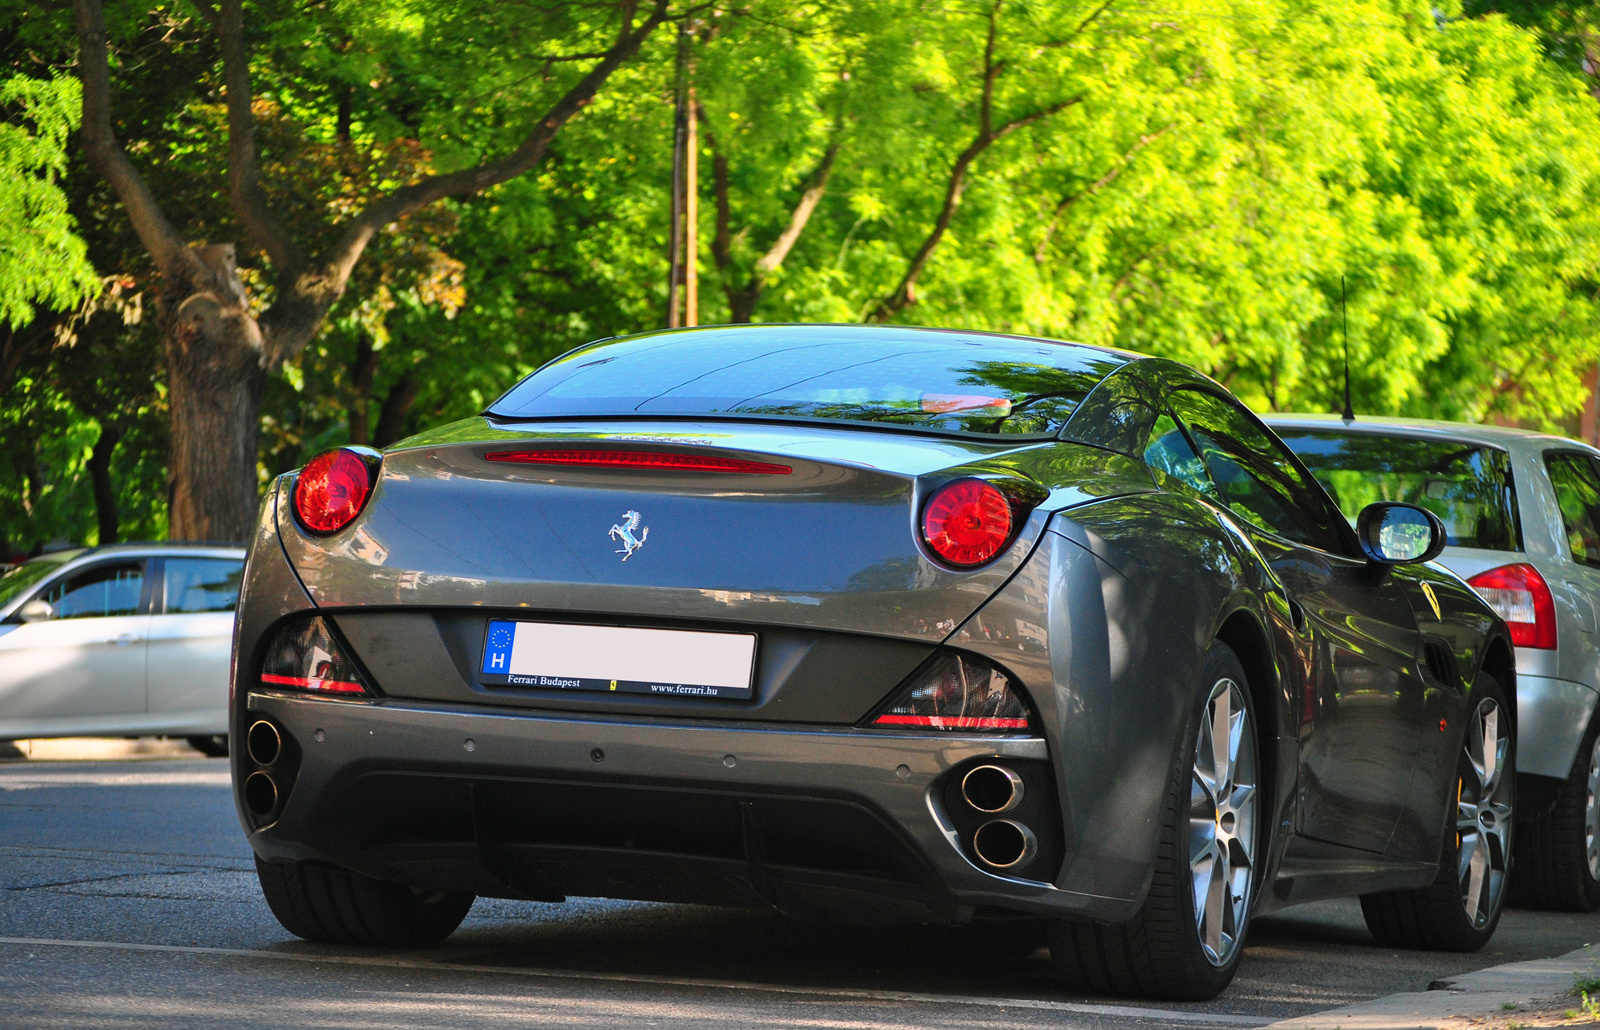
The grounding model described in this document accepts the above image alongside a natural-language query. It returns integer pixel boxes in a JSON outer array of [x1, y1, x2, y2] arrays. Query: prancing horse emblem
[[609, 510, 649, 561]]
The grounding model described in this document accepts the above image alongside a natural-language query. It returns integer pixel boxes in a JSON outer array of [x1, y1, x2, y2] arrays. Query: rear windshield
[[1274, 430, 1521, 551], [488, 327, 1129, 437]]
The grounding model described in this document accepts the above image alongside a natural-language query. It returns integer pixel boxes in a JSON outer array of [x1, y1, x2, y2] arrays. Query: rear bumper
[[1517, 674, 1598, 779], [239, 690, 1139, 923]]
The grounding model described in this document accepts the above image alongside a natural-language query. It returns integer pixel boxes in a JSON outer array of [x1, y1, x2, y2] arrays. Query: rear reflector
[[870, 652, 1032, 733], [485, 450, 791, 474], [259, 616, 374, 697], [1467, 562, 1557, 650]]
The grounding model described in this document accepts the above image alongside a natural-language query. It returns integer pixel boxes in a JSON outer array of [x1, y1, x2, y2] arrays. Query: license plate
[[479, 620, 757, 699]]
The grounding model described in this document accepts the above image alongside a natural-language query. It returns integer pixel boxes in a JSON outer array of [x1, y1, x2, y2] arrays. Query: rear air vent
[[484, 450, 791, 475]]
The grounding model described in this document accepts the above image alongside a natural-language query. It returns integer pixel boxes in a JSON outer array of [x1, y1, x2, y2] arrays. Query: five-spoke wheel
[[1362, 672, 1514, 951], [1190, 675, 1258, 968]]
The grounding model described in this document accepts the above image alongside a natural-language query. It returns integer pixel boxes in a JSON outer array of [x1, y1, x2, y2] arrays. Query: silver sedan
[[1269, 415, 1600, 911], [0, 542, 244, 754]]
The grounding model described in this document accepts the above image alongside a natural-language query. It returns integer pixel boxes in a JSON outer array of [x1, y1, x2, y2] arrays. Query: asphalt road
[[2, 757, 1598, 1029]]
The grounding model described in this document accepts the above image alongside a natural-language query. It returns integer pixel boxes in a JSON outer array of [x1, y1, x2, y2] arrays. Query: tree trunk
[[87, 423, 121, 545], [373, 370, 420, 448], [160, 246, 268, 544], [349, 336, 377, 446]]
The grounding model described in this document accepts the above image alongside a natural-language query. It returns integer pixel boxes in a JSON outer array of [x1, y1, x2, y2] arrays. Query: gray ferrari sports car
[[232, 324, 1515, 999]]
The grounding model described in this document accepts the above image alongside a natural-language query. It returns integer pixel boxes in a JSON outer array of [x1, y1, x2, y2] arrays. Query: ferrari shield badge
[[608, 509, 649, 561]]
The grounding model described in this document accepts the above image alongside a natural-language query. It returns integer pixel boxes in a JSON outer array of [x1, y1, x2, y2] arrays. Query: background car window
[[163, 558, 244, 614], [1169, 390, 1345, 551], [37, 562, 144, 619], [1546, 453, 1600, 568], [0, 553, 75, 609], [1276, 431, 1520, 551]]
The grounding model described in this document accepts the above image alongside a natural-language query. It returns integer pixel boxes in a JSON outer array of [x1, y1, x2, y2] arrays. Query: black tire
[[1512, 713, 1600, 912], [1361, 672, 1514, 951], [186, 735, 229, 758], [254, 856, 475, 947], [1048, 642, 1260, 1000]]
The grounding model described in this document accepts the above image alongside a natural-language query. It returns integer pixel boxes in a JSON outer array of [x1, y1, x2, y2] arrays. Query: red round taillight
[[921, 478, 1013, 567], [293, 449, 376, 535]]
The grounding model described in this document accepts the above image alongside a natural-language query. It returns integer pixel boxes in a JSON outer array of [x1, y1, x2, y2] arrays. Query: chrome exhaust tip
[[243, 770, 279, 819], [961, 764, 1024, 813], [246, 720, 282, 767], [973, 819, 1038, 870]]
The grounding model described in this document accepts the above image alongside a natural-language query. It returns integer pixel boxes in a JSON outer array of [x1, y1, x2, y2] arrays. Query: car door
[[1543, 451, 1600, 686], [145, 556, 244, 718], [0, 558, 151, 731], [1166, 388, 1430, 855]]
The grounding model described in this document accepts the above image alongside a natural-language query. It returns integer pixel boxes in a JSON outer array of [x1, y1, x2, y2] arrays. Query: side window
[[36, 562, 145, 619], [1168, 389, 1344, 551], [1143, 412, 1216, 497], [1545, 453, 1600, 568], [163, 558, 244, 614]]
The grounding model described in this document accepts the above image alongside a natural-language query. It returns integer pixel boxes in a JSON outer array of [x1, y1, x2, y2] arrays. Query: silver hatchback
[[1268, 415, 1600, 910], [0, 542, 245, 754]]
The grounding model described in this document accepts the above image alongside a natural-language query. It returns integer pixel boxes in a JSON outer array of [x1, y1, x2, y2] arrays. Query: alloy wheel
[[1457, 696, 1512, 929], [1189, 676, 1257, 967]]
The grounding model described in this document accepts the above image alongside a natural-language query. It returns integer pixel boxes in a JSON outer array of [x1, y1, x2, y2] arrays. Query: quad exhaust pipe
[[972, 819, 1038, 870], [243, 770, 279, 818], [247, 720, 282, 766], [961, 764, 1023, 813]]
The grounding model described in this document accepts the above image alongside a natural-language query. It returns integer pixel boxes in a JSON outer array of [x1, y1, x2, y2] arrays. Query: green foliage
[[0, 73, 100, 330], [6, 0, 1600, 549]]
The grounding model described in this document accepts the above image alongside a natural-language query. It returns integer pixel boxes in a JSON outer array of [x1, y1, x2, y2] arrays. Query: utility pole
[[684, 84, 699, 327], [666, 23, 689, 328]]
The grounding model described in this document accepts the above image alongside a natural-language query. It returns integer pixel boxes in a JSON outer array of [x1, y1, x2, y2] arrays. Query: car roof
[[15, 541, 246, 565], [1261, 413, 1595, 454]]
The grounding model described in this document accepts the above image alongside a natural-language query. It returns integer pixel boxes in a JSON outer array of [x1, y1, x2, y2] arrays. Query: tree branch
[[218, 0, 303, 272], [1034, 121, 1175, 263], [866, 95, 1078, 322], [72, 0, 194, 277], [314, 0, 674, 316]]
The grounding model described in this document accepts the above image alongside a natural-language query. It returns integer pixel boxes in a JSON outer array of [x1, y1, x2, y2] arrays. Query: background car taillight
[[922, 478, 1014, 567], [293, 447, 378, 534], [259, 616, 374, 696], [870, 652, 1031, 732], [1467, 563, 1557, 649]]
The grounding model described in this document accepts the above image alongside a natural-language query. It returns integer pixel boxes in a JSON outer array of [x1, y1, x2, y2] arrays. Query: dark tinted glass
[[163, 558, 244, 613], [1545, 453, 1600, 568], [1276, 430, 1520, 552], [489, 327, 1129, 436], [40, 562, 144, 619], [1169, 390, 1346, 551]]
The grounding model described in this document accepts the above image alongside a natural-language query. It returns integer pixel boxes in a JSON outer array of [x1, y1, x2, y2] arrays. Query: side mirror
[[16, 599, 53, 622], [1356, 502, 1446, 565]]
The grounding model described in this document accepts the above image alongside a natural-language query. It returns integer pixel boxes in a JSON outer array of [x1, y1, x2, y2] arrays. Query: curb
[[1261, 942, 1598, 1029]]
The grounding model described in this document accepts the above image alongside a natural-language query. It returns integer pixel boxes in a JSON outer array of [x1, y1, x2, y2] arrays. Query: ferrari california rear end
[[233, 324, 1514, 999]]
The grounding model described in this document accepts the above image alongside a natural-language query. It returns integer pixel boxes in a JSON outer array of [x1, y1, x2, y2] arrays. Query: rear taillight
[[870, 652, 1032, 732], [259, 616, 374, 697], [293, 448, 378, 534], [1467, 563, 1557, 650], [922, 478, 1014, 567]]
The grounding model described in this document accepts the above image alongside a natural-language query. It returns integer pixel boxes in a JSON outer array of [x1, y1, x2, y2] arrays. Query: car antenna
[[1340, 275, 1355, 424]]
